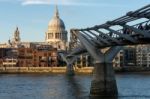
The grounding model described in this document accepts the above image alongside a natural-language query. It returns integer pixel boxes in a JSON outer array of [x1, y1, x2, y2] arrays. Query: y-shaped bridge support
[[77, 32, 122, 96], [60, 53, 77, 76], [90, 46, 121, 97]]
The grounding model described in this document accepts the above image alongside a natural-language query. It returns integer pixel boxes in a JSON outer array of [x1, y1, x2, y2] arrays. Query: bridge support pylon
[[66, 64, 75, 76], [76, 33, 122, 97], [59, 53, 77, 76], [90, 46, 121, 97], [90, 61, 117, 97]]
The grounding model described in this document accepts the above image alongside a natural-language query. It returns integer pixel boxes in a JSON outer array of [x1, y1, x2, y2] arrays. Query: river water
[[0, 73, 150, 99]]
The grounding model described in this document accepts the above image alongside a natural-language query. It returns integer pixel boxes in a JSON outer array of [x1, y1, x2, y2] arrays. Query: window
[[55, 33, 60, 39], [48, 33, 53, 39]]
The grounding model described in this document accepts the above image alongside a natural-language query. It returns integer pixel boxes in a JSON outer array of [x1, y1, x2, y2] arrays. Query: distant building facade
[[136, 45, 150, 67], [113, 46, 136, 67], [113, 45, 150, 68]]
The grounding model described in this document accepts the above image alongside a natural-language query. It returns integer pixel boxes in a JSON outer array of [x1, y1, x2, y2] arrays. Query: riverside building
[[0, 47, 58, 67]]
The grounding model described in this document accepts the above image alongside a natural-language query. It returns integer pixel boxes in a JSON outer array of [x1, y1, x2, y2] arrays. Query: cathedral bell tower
[[13, 27, 21, 44]]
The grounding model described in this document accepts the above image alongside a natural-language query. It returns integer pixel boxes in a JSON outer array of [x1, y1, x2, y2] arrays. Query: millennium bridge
[[61, 4, 150, 97]]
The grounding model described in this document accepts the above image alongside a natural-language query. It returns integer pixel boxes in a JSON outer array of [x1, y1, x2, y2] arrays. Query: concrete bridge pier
[[90, 47, 121, 97], [66, 57, 77, 76], [76, 33, 122, 96], [59, 53, 76, 76], [90, 61, 117, 97], [66, 64, 75, 76]]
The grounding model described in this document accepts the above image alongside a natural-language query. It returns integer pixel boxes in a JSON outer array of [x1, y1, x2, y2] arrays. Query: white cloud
[[21, 0, 89, 6], [21, 0, 128, 8], [0, 0, 129, 7], [22, 0, 52, 5]]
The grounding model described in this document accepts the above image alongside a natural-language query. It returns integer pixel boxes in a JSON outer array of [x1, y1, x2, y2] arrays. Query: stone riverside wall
[[0, 67, 94, 74], [74, 67, 94, 74], [0, 66, 149, 74]]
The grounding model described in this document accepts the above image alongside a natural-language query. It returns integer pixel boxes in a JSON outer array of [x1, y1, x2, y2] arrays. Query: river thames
[[0, 73, 150, 99]]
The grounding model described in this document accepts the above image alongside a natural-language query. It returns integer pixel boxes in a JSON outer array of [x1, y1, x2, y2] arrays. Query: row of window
[[47, 33, 66, 39]]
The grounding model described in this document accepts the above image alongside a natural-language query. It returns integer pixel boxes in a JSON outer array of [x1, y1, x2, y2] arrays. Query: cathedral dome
[[45, 6, 68, 50], [48, 6, 65, 30]]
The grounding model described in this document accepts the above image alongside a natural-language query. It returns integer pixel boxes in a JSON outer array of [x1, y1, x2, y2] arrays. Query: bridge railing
[[69, 4, 150, 50], [116, 20, 150, 37]]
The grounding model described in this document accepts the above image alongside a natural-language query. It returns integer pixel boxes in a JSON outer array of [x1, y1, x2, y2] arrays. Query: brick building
[[0, 45, 58, 67]]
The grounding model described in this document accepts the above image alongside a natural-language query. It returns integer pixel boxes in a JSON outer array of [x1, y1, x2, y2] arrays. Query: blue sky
[[0, 0, 149, 42]]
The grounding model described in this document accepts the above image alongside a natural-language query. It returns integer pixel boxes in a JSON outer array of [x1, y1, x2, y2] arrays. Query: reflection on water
[[90, 96, 118, 99], [66, 76, 118, 99], [0, 73, 150, 99], [66, 76, 83, 99]]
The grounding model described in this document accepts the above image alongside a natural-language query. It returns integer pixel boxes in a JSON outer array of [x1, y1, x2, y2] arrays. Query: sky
[[0, 0, 149, 43]]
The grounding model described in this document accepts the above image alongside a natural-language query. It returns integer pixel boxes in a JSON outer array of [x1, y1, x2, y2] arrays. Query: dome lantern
[[54, 5, 59, 18]]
